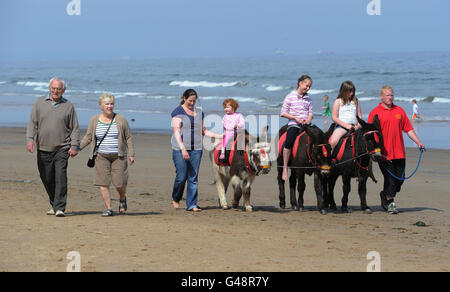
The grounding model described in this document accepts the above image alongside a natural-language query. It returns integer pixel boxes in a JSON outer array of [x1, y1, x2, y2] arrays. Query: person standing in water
[[412, 99, 424, 123]]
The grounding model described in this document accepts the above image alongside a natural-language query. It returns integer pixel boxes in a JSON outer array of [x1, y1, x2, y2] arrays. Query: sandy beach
[[0, 127, 449, 272]]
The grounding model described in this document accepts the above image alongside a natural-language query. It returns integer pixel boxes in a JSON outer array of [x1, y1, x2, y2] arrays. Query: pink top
[[222, 113, 245, 148], [223, 112, 245, 132]]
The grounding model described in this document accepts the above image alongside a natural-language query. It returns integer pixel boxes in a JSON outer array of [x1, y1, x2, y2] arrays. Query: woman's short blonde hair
[[98, 93, 115, 105]]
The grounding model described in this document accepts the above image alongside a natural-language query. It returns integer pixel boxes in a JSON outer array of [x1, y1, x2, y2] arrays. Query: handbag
[[87, 114, 116, 168]]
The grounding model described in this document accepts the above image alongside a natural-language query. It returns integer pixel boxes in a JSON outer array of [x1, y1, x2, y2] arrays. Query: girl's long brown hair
[[336, 80, 358, 105]]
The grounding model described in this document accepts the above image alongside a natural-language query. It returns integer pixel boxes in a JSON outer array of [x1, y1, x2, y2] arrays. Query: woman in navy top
[[171, 89, 221, 212]]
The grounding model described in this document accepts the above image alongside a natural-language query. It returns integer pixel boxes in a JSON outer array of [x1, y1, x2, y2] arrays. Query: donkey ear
[[304, 124, 313, 137], [373, 114, 381, 130], [304, 125, 319, 143], [257, 125, 269, 143], [357, 116, 368, 128]]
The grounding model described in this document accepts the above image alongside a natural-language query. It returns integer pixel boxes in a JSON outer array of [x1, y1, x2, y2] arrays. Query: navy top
[[171, 106, 205, 150]]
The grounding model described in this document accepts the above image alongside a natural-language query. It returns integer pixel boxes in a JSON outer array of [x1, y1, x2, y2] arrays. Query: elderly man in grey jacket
[[27, 77, 80, 217]]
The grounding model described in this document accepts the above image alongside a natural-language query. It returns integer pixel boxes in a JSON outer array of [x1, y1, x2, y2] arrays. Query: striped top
[[280, 91, 313, 126], [95, 120, 119, 154]]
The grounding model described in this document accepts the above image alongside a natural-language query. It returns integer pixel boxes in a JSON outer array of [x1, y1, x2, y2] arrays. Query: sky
[[1, 0, 450, 61]]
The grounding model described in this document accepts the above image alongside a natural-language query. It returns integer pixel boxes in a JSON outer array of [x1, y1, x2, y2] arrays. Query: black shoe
[[380, 191, 389, 211]]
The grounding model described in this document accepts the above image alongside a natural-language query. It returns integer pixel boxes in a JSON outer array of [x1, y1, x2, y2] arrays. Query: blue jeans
[[171, 150, 203, 210]]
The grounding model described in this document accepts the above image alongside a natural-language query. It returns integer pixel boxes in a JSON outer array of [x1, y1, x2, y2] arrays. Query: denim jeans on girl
[[171, 150, 203, 210]]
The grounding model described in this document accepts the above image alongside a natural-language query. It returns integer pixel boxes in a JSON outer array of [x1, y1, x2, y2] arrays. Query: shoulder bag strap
[[93, 113, 116, 155]]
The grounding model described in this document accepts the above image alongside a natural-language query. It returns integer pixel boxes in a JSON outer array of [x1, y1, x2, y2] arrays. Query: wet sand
[[0, 127, 449, 272]]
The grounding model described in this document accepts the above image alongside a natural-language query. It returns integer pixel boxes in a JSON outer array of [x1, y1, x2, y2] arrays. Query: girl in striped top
[[280, 75, 314, 181]]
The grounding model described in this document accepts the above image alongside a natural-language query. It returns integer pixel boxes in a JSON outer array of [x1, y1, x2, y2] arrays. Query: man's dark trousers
[[37, 147, 70, 212]]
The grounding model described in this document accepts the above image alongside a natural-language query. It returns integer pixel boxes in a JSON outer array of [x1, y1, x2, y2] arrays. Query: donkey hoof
[[245, 206, 253, 212], [320, 209, 328, 215], [291, 204, 298, 210], [297, 206, 305, 212], [341, 207, 352, 213], [364, 208, 373, 214], [280, 202, 286, 209], [222, 205, 230, 210]]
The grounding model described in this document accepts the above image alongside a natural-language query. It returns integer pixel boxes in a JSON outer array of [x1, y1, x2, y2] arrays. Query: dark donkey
[[325, 115, 383, 213], [277, 124, 333, 214]]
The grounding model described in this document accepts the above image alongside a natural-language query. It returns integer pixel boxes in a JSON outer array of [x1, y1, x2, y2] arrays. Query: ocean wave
[[358, 96, 449, 103], [16, 81, 48, 92], [262, 84, 289, 92], [200, 96, 266, 104], [308, 89, 336, 95], [123, 92, 146, 96], [129, 95, 178, 100], [433, 97, 450, 103], [16, 81, 48, 87], [424, 116, 450, 122], [0, 81, 7, 85], [66, 89, 91, 94], [169, 80, 248, 88], [76, 107, 166, 114]]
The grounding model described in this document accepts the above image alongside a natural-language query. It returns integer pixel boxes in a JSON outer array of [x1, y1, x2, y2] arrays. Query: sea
[[1, 51, 449, 149]]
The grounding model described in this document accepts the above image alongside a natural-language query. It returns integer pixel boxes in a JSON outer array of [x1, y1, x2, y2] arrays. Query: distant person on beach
[[80, 93, 135, 217], [219, 98, 245, 160], [280, 75, 313, 181], [329, 81, 362, 152], [26, 78, 80, 217], [412, 99, 424, 122], [171, 89, 222, 212], [321, 95, 332, 129], [369, 86, 425, 214]]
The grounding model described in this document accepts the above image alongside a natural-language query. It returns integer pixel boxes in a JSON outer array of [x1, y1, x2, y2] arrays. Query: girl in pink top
[[220, 98, 245, 159]]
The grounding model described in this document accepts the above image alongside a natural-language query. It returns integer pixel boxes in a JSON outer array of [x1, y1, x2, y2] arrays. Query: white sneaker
[[55, 210, 65, 217], [47, 209, 55, 215], [387, 202, 399, 214]]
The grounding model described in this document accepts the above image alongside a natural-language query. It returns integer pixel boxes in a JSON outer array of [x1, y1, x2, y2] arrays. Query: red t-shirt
[[368, 103, 414, 160]]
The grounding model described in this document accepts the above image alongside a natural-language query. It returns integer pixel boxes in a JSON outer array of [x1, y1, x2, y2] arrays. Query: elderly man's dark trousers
[[37, 147, 69, 212]]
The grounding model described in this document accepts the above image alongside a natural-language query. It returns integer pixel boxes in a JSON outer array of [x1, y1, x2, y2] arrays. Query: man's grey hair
[[49, 77, 66, 89]]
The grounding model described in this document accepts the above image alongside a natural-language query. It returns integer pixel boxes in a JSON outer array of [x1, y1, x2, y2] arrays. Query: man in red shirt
[[368, 86, 425, 214]]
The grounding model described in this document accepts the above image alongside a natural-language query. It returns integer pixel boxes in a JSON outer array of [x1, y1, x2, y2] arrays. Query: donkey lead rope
[[381, 147, 425, 181]]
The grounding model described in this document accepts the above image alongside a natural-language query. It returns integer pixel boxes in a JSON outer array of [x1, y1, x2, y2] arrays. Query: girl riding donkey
[[280, 75, 314, 181], [329, 80, 362, 153], [326, 81, 382, 213], [219, 98, 245, 161]]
